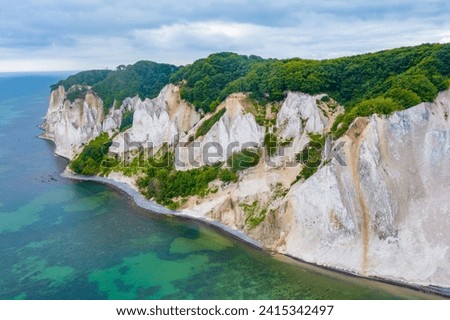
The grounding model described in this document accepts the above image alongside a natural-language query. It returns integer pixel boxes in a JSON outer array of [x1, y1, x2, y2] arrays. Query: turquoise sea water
[[0, 75, 438, 299]]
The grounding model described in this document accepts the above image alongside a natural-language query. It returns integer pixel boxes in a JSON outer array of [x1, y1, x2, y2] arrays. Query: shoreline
[[39, 125, 448, 299], [60, 170, 263, 249], [38, 128, 263, 248], [60, 170, 450, 299], [281, 253, 450, 299], [39, 128, 449, 299]]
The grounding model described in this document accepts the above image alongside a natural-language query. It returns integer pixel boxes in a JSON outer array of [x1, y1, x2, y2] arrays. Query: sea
[[0, 74, 438, 299]]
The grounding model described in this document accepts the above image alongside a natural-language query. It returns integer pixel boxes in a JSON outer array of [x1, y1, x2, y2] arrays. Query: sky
[[1, 0, 450, 72]]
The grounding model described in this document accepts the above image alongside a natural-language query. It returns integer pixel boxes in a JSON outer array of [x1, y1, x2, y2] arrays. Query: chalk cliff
[[179, 89, 450, 288], [43, 82, 450, 290], [280, 90, 450, 287], [176, 93, 265, 170], [109, 84, 200, 155], [41, 85, 104, 159]]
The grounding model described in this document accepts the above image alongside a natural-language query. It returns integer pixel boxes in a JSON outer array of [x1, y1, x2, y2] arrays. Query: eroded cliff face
[[176, 93, 265, 170], [280, 90, 450, 287], [180, 92, 335, 249], [102, 96, 138, 133], [42, 86, 104, 159], [179, 89, 450, 288], [109, 84, 200, 155], [275, 92, 343, 160], [277, 92, 327, 138], [43, 84, 199, 159], [43, 81, 450, 289]]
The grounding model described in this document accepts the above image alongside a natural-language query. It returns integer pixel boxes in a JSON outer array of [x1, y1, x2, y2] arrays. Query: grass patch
[[227, 148, 260, 172], [70, 133, 117, 176], [136, 152, 238, 208], [264, 133, 278, 157], [119, 111, 133, 132], [195, 108, 226, 138], [240, 201, 267, 229], [296, 133, 326, 181]]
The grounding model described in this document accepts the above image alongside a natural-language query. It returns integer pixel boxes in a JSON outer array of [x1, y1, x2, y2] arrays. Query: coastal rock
[[43, 79, 450, 290], [275, 92, 342, 159], [280, 90, 450, 287], [176, 93, 265, 170], [109, 85, 200, 155], [276, 92, 327, 138], [42, 86, 104, 159]]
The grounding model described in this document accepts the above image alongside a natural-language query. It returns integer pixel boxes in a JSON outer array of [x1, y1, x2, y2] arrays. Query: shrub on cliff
[[195, 108, 226, 138], [227, 148, 260, 172], [136, 152, 238, 209], [70, 133, 114, 175], [119, 111, 134, 132]]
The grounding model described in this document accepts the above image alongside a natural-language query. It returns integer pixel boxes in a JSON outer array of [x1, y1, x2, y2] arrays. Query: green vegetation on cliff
[[221, 44, 450, 109], [170, 52, 263, 112], [264, 133, 278, 157], [227, 149, 260, 172], [70, 133, 114, 176], [56, 43, 450, 137], [136, 153, 237, 209], [52, 61, 179, 110], [240, 201, 267, 229], [169, 43, 450, 137], [51, 70, 111, 91], [93, 61, 179, 109], [331, 97, 403, 137], [296, 133, 326, 180], [119, 111, 134, 132], [66, 86, 90, 103], [195, 108, 226, 138]]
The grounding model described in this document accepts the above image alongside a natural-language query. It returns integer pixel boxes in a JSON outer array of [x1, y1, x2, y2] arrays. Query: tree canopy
[[93, 61, 179, 109], [54, 43, 450, 136], [50, 70, 111, 91], [51, 61, 179, 111], [219, 43, 450, 110], [170, 52, 263, 112]]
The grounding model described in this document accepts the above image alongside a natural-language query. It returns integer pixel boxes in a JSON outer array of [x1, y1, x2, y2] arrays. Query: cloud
[[439, 31, 450, 44], [1, 0, 450, 71], [130, 18, 448, 62]]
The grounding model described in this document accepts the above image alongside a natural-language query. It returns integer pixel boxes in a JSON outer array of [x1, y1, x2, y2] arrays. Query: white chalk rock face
[[176, 94, 265, 170], [102, 98, 135, 133], [102, 96, 147, 133], [109, 85, 200, 155], [102, 108, 123, 133], [42, 86, 104, 159], [277, 92, 327, 138], [282, 89, 450, 287], [274, 92, 330, 160], [43, 79, 450, 290]]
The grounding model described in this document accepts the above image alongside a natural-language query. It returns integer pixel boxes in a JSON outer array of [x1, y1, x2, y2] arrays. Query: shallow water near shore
[[0, 75, 440, 299]]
